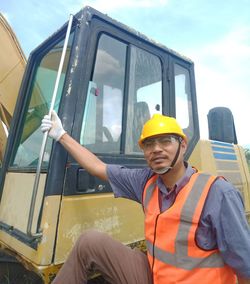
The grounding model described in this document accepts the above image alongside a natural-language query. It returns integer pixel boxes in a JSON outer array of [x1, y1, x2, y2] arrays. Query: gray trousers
[[52, 230, 153, 284]]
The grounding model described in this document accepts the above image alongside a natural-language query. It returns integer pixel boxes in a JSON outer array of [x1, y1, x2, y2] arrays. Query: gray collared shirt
[[107, 163, 250, 278]]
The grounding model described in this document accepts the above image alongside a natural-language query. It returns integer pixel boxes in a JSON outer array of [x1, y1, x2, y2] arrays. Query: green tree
[[244, 147, 250, 172]]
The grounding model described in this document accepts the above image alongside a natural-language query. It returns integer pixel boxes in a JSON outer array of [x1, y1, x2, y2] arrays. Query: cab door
[[54, 18, 166, 263]]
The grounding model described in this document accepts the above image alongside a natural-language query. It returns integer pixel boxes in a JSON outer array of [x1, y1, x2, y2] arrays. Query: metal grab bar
[[27, 14, 74, 238]]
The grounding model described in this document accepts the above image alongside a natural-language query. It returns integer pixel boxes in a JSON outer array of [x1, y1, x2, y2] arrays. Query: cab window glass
[[10, 33, 74, 169], [125, 46, 162, 154], [80, 34, 126, 153], [175, 64, 194, 141]]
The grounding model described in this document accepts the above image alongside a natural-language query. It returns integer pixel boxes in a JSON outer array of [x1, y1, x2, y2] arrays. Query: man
[[41, 111, 250, 284]]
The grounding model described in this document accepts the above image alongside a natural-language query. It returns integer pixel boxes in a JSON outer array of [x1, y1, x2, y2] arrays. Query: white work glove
[[41, 110, 66, 141]]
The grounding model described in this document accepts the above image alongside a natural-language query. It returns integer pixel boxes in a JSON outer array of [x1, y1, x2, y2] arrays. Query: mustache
[[150, 155, 169, 162]]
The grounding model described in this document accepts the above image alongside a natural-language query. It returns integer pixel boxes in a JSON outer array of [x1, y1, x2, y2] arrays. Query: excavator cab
[[0, 6, 201, 283]]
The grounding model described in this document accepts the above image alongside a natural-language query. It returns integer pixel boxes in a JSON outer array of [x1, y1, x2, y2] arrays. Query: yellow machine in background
[[0, 7, 249, 284], [189, 139, 250, 222], [0, 13, 26, 162]]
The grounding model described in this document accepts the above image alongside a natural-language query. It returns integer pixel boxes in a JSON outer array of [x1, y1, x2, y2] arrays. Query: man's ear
[[181, 139, 188, 154]]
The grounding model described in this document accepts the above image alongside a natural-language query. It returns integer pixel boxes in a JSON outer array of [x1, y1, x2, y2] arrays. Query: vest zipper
[[151, 213, 160, 280]]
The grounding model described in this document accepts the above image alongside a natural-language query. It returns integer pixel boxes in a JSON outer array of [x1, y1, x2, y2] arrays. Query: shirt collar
[[157, 162, 196, 195]]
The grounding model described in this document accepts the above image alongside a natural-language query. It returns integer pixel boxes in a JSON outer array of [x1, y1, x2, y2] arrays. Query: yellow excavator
[[0, 7, 249, 283]]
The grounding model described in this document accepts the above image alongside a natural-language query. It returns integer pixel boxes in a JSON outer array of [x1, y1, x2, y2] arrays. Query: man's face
[[142, 134, 187, 172]]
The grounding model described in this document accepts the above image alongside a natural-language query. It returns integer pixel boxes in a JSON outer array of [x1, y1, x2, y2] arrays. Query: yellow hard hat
[[138, 114, 186, 148]]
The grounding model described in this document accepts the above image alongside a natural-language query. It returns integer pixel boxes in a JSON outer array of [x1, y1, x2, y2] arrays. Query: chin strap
[[153, 137, 182, 175]]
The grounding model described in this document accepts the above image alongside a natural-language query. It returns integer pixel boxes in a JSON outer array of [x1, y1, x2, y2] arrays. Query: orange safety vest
[[142, 172, 236, 284]]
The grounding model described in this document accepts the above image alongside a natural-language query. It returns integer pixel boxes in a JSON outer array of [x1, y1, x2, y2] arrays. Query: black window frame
[[169, 56, 199, 159], [71, 17, 168, 159]]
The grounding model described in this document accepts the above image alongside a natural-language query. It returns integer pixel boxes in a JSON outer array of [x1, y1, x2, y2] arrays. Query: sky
[[1, 0, 250, 147]]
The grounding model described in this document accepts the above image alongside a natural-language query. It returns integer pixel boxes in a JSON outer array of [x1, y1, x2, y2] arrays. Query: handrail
[[27, 14, 74, 238]]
